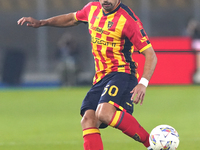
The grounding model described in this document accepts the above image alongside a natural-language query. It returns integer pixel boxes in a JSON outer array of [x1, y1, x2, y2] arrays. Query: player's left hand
[[130, 84, 146, 105]]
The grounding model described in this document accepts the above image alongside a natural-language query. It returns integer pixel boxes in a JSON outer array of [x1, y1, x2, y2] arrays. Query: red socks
[[109, 111, 150, 148], [82, 111, 150, 149], [83, 127, 103, 150]]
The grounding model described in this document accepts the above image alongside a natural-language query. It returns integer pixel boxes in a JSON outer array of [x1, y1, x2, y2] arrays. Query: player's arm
[[140, 46, 157, 81], [131, 46, 157, 105], [17, 12, 79, 28]]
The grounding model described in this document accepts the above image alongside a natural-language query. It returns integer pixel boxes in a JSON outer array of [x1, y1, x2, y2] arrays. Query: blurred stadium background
[[0, 1, 200, 150], [0, 0, 200, 86]]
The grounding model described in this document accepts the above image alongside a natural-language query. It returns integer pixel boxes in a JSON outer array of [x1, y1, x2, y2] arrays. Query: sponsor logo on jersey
[[94, 15, 99, 19], [90, 25, 110, 35], [91, 36, 116, 47]]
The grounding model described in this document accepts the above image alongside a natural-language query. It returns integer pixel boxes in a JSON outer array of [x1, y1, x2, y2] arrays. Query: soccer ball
[[149, 125, 179, 150]]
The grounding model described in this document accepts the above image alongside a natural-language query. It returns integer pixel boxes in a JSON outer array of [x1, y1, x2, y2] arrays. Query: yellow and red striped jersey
[[75, 1, 152, 84]]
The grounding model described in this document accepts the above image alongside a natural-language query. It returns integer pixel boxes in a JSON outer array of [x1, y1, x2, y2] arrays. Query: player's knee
[[96, 103, 116, 124], [96, 109, 114, 125], [81, 114, 97, 128], [80, 115, 87, 127], [96, 112, 109, 124]]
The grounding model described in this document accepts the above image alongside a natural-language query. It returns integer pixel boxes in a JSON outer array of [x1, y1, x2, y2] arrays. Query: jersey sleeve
[[75, 2, 92, 23], [125, 19, 152, 53]]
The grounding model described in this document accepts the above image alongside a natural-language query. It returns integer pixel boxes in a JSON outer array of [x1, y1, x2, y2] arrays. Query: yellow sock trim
[[109, 111, 121, 127], [83, 128, 100, 137]]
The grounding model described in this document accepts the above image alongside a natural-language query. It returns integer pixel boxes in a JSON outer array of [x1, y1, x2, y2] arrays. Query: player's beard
[[102, 2, 114, 12]]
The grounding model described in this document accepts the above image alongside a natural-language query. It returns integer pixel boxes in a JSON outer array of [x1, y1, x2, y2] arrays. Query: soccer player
[[17, 0, 157, 149]]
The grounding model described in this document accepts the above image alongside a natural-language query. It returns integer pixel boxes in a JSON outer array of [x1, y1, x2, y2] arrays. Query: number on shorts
[[101, 85, 119, 97]]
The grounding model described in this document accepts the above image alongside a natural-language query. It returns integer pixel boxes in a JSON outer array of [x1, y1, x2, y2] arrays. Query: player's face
[[99, 0, 120, 12]]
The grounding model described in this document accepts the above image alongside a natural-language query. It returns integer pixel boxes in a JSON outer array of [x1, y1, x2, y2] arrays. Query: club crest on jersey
[[108, 21, 114, 29]]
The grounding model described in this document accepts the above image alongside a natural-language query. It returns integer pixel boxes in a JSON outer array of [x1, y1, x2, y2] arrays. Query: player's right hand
[[130, 84, 146, 105], [17, 17, 41, 28]]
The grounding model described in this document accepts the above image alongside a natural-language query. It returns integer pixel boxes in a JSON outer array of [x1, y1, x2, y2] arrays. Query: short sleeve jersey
[[75, 1, 152, 84]]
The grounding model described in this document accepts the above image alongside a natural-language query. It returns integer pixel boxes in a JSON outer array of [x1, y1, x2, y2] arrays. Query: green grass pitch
[[0, 85, 200, 150]]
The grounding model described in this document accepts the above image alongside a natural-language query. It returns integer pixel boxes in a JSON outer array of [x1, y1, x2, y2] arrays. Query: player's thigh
[[80, 81, 107, 116], [99, 72, 138, 114]]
